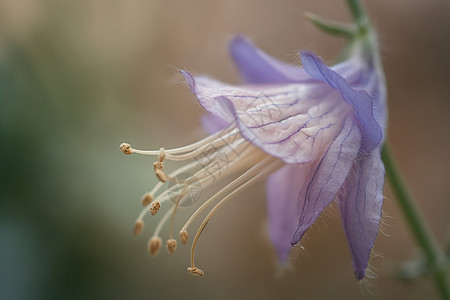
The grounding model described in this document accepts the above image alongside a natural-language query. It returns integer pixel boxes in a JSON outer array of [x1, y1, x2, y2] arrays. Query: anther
[[179, 231, 188, 244], [154, 161, 164, 171], [158, 147, 166, 162], [120, 143, 133, 155], [187, 267, 204, 277], [133, 220, 144, 236], [150, 201, 160, 215], [148, 236, 162, 256], [166, 239, 177, 254], [141, 193, 153, 206], [155, 169, 167, 183], [153, 161, 167, 183]]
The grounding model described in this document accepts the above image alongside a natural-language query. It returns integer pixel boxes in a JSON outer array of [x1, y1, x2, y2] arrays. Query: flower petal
[[181, 71, 238, 121], [266, 163, 314, 262], [291, 118, 361, 245], [229, 35, 309, 83], [300, 50, 382, 152], [201, 114, 229, 134], [339, 149, 385, 279], [182, 71, 352, 164]]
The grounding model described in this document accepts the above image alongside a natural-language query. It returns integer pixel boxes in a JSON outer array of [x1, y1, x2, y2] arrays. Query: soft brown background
[[0, 1, 449, 299]]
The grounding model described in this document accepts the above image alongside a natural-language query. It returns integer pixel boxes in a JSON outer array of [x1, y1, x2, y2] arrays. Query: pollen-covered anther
[[133, 220, 144, 236], [120, 143, 133, 155], [187, 267, 204, 277], [150, 201, 160, 216], [141, 193, 153, 206], [148, 236, 162, 256], [179, 231, 188, 244], [166, 239, 177, 254], [153, 161, 164, 171]]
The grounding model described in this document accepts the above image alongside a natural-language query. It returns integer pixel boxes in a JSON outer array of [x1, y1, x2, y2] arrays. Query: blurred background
[[0, 0, 449, 299]]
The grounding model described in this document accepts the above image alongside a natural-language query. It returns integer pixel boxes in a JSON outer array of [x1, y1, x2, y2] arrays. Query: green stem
[[341, 0, 448, 294], [344, 0, 378, 65], [382, 143, 450, 299], [346, 0, 368, 31]]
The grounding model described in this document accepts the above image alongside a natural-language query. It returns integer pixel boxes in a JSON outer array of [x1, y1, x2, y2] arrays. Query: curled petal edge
[[300, 50, 382, 152], [229, 35, 309, 84]]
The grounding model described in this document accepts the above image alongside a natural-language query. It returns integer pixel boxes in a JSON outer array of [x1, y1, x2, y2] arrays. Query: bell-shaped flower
[[121, 34, 386, 280]]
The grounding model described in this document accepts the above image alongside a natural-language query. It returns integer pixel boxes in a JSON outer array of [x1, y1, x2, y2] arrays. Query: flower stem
[[382, 143, 450, 299], [346, 0, 368, 30]]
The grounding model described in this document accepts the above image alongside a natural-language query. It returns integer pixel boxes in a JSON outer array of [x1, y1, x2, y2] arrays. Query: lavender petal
[[229, 35, 309, 83], [300, 50, 382, 152], [181, 71, 351, 164], [266, 164, 312, 262], [291, 118, 362, 245], [339, 149, 385, 279], [201, 114, 229, 134]]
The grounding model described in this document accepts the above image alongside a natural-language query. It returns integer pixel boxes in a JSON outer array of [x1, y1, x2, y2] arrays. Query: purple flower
[[121, 35, 386, 280]]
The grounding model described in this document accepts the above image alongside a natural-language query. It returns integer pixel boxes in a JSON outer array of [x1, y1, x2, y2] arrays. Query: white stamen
[[124, 127, 238, 160], [136, 141, 262, 222], [169, 185, 189, 240], [124, 124, 284, 276], [142, 160, 205, 210], [180, 155, 278, 234], [188, 158, 283, 272], [158, 147, 166, 162], [154, 207, 174, 237], [165, 143, 267, 240]]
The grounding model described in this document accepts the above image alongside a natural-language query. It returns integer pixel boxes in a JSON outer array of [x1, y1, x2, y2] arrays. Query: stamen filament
[[164, 126, 237, 154], [137, 141, 261, 221], [137, 184, 182, 220], [126, 129, 241, 162], [147, 207, 174, 257], [169, 185, 189, 240], [120, 129, 231, 156], [166, 144, 267, 240], [189, 158, 283, 271], [145, 160, 201, 204], [125, 124, 286, 276], [137, 159, 211, 220], [180, 154, 276, 235], [154, 207, 174, 237]]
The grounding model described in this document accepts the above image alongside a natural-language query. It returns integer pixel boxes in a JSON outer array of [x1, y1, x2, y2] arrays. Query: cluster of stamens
[[120, 125, 283, 276]]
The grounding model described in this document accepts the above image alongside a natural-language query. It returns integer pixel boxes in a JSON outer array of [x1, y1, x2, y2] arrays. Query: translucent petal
[[339, 149, 385, 279], [266, 163, 314, 262], [291, 118, 362, 244], [200, 114, 229, 134], [301, 50, 382, 151], [229, 35, 309, 83], [182, 71, 352, 164]]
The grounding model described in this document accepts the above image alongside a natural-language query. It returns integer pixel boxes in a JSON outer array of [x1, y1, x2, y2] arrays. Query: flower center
[[120, 124, 284, 276]]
